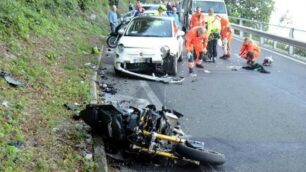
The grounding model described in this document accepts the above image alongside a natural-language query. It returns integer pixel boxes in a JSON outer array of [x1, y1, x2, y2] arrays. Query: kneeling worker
[[185, 26, 208, 74], [239, 37, 261, 64]]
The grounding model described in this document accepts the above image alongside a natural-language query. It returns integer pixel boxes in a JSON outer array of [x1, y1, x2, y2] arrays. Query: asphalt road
[[100, 39, 306, 172]]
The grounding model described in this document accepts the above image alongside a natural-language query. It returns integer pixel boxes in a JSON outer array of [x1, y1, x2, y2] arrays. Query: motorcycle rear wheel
[[107, 35, 118, 48], [175, 143, 225, 165]]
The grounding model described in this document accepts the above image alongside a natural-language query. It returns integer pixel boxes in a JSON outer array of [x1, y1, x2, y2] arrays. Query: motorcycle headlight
[[118, 44, 124, 53], [160, 46, 169, 57]]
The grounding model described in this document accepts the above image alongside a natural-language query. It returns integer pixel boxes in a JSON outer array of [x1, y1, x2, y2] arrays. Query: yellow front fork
[[132, 145, 178, 159], [142, 130, 185, 143], [132, 131, 199, 164]]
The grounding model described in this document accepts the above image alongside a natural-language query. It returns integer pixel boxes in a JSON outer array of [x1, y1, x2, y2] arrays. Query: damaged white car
[[113, 16, 185, 76]]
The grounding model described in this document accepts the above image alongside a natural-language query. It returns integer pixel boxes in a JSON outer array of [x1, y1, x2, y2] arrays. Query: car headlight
[[118, 44, 124, 53], [160, 46, 169, 57]]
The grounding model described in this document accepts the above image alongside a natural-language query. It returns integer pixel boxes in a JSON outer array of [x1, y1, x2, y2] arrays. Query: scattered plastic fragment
[[64, 103, 80, 111], [2, 100, 9, 108], [0, 70, 24, 87]]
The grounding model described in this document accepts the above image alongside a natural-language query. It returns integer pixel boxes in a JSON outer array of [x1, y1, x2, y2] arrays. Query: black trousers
[[208, 39, 218, 58]]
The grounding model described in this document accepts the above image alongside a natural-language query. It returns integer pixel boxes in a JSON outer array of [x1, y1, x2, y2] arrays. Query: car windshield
[[192, 1, 226, 13], [142, 5, 159, 11], [125, 18, 172, 37]]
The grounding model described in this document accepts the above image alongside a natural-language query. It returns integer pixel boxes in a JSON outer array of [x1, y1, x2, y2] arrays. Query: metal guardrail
[[230, 16, 306, 33], [229, 16, 306, 56], [231, 24, 306, 49]]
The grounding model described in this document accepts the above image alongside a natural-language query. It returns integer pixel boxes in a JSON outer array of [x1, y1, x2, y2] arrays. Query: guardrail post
[[289, 28, 294, 55], [260, 23, 264, 44], [239, 19, 243, 37], [273, 41, 277, 49]]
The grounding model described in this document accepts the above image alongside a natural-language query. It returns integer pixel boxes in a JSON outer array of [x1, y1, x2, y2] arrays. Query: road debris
[[84, 63, 96, 69], [242, 63, 270, 74], [227, 66, 242, 71], [98, 68, 108, 80], [98, 82, 117, 95], [262, 56, 273, 66], [0, 70, 24, 87], [2, 100, 9, 108], [203, 69, 211, 73], [7, 140, 24, 148], [92, 46, 100, 54], [115, 65, 185, 84], [89, 14, 97, 21], [191, 78, 199, 82], [64, 103, 80, 111], [84, 151, 93, 160], [190, 73, 197, 77], [106, 152, 125, 161]]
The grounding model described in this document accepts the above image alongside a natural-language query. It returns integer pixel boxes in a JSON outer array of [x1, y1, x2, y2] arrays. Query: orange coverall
[[240, 41, 261, 62], [220, 17, 232, 56], [185, 27, 208, 68], [190, 13, 205, 29]]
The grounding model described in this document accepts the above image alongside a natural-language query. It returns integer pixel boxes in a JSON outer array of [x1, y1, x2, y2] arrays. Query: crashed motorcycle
[[78, 104, 226, 166], [107, 17, 132, 48]]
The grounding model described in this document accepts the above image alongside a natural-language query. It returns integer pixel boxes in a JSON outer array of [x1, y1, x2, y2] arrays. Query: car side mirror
[[118, 29, 125, 35]]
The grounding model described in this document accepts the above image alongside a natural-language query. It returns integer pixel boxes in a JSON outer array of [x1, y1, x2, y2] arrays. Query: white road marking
[[234, 38, 306, 65], [139, 80, 163, 109]]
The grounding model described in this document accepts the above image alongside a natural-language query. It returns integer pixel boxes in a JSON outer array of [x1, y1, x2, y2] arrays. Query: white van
[[179, 0, 228, 31]]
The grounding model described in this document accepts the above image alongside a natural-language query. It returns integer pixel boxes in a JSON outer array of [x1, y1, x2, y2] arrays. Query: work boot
[[189, 68, 197, 77], [196, 64, 204, 68]]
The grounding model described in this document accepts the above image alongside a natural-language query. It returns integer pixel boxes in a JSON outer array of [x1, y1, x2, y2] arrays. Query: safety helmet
[[262, 56, 273, 66], [158, 4, 167, 11]]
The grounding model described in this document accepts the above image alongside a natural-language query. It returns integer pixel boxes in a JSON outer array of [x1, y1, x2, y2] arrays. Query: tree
[[225, 0, 275, 23]]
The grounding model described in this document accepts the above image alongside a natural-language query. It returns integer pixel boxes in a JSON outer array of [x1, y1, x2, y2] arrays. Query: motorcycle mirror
[[118, 29, 125, 35]]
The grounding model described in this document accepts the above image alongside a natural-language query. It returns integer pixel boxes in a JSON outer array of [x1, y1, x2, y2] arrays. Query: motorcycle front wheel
[[175, 143, 225, 165], [107, 35, 118, 48]]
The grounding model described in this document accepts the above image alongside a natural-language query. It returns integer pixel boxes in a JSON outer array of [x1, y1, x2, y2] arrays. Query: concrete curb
[[90, 45, 109, 172]]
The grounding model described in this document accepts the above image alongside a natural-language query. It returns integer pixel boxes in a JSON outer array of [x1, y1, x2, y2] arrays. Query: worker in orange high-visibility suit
[[216, 15, 232, 59], [239, 37, 261, 64], [189, 6, 205, 29], [185, 26, 208, 74]]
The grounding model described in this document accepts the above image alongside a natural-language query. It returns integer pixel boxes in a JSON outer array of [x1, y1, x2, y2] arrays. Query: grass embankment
[[0, 0, 127, 171]]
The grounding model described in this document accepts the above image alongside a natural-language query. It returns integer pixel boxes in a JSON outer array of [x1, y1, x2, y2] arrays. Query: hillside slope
[[0, 0, 127, 171]]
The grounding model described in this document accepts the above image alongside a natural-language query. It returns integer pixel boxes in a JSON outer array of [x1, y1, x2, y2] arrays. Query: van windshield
[[192, 1, 226, 14]]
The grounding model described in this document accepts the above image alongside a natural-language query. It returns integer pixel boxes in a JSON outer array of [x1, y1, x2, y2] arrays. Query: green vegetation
[[0, 0, 127, 171], [226, 0, 275, 23]]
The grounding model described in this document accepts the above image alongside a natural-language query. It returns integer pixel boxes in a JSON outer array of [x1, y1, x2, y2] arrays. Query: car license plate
[[133, 58, 151, 63]]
